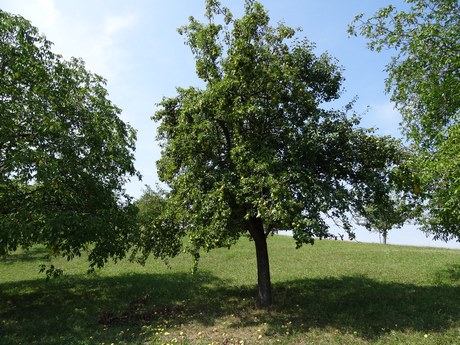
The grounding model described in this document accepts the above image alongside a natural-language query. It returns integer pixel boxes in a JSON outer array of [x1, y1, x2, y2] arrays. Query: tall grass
[[1, 236, 459, 344]]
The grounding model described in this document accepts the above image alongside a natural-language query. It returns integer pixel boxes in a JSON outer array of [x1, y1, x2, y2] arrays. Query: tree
[[349, 0, 460, 241], [153, 0, 407, 307], [0, 10, 139, 273], [132, 186, 184, 264], [355, 196, 408, 245]]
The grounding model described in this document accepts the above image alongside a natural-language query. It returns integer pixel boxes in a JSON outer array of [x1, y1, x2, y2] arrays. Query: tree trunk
[[247, 216, 272, 307], [382, 230, 387, 245]]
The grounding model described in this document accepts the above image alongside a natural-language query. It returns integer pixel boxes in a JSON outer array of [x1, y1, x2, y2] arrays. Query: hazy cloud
[[2, 0, 60, 29], [104, 14, 137, 35], [365, 102, 402, 136], [1, 0, 138, 81], [374, 102, 400, 121]]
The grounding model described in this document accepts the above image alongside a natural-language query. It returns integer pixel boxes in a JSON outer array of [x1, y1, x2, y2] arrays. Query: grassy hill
[[1, 236, 459, 344]]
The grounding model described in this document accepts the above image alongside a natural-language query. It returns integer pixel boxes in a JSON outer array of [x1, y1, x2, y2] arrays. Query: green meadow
[[1, 235, 459, 344]]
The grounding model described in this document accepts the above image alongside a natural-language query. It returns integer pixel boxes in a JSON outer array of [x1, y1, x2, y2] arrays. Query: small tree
[[349, 0, 460, 241], [356, 196, 408, 245], [152, 0, 407, 307], [0, 11, 139, 273]]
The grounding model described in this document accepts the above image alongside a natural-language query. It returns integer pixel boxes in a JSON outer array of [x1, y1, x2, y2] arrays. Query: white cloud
[[39, 0, 59, 26], [358, 101, 403, 137], [104, 14, 137, 35], [1, 0, 139, 81], [1, 0, 60, 29], [374, 102, 400, 121], [57, 12, 139, 80]]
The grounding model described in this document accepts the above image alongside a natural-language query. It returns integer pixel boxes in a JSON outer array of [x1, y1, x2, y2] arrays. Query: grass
[[1, 236, 460, 344]]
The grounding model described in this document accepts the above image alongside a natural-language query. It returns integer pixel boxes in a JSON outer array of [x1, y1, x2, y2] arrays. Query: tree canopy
[[355, 197, 408, 245], [349, 0, 460, 241], [151, 0, 408, 306], [0, 10, 139, 273]]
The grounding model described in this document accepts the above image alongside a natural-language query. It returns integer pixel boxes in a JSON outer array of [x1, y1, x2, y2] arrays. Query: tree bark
[[247, 216, 272, 307]]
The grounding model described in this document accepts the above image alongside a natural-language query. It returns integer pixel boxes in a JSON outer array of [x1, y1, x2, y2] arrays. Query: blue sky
[[1, 0, 458, 249]]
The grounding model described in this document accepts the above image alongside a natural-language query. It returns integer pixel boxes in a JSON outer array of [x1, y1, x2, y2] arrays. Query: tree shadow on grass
[[0, 271, 224, 345], [268, 275, 460, 339], [0, 271, 459, 344], [434, 264, 460, 284], [1, 247, 50, 265]]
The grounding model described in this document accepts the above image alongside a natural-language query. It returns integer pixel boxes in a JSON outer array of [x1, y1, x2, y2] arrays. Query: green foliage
[[153, 1, 408, 263], [133, 186, 184, 264], [420, 123, 460, 240], [356, 200, 405, 245], [349, 0, 460, 240], [0, 11, 139, 271], [356, 166, 416, 244], [349, 0, 459, 146]]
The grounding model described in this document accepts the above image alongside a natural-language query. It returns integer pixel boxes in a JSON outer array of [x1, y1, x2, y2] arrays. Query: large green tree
[[349, 0, 460, 241], [0, 10, 139, 273], [153, 0, 407, 307]]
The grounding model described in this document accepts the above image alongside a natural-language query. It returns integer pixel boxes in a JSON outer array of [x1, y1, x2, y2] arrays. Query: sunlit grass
[[1, 236, 459, 344]]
